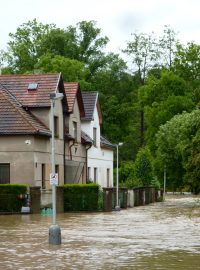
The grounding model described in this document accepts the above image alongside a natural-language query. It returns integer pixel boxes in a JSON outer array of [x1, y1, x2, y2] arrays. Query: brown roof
[[0, 73, 64, 108], [64, 82, 85, 117], [81, 130, 93, 145], [0, 84, 51, 136], [100, 135, 115, 149], [82, 92, 102, 124]]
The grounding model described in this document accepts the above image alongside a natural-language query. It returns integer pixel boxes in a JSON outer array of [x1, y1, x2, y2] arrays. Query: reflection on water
[[0, 195, 200, 269]]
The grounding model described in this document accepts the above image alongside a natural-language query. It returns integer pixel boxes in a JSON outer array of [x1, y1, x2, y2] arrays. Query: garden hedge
[[0, 184, 28, 213], [63, 184, 100, 211]]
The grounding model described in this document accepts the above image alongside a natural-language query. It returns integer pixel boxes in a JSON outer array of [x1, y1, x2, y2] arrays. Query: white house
[[81, 92, 115, 187]]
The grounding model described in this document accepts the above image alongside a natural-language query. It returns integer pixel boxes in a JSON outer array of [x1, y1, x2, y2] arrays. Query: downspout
[[64, 124, 66, 184], [69, 140, 75, 160]]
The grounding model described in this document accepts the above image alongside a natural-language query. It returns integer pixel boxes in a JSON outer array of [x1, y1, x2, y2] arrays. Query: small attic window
[[28, 83, 38, 91]]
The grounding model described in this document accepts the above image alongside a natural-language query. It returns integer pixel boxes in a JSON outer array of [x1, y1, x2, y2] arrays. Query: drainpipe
[[69, 140, 75, 160]]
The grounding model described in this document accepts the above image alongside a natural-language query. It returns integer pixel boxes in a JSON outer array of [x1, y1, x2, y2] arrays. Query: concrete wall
[[0, 96, 65, 187], [0, 135, 65, 187], [81, 104, 114, 188]]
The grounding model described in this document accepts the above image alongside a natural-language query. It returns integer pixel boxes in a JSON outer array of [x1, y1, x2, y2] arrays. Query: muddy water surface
[[0, 195, 200, 269]]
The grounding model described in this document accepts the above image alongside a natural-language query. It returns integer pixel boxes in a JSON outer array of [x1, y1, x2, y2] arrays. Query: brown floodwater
[[0, 195, 200, 270]]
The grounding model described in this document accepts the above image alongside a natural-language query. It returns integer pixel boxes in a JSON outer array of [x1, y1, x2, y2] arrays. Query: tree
[[3, 19, 110, 76], [173, 42, 200, 83], [138, 71, 194, 151], [158, 25, 178, 69], [155, 110, 200, 191], [35, 53, 91, 88], [133, 146, 154, 186], [185, 130, 200, 194], [5, 19, 55, 73], [123, 31, 160, 146], [123, 32, 159, 84]]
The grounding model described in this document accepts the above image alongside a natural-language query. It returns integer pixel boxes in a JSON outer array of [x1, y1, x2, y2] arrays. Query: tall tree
[[3, 19, 109, 76], [138, 71, 194, 151], [155, 110, 200, 191], [5, 19, 55, 73], [173, 42, 200, 84], [123, 32, 159, 146], [158, 25, 178, 69]]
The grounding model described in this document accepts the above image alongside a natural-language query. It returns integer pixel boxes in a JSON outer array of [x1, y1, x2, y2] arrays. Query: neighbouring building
[[64, 82, 92, 184], [81, 92, 115, 187]]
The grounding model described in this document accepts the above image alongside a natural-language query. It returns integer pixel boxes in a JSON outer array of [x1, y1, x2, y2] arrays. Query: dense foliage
[[0, 184, 28, 212], [63, 184, 100, 211], [1, 20, 200, 192]]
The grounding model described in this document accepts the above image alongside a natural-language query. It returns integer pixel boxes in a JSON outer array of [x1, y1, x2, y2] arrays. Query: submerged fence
[[103, 186, 163, 211], [0, 185, 163, 214]]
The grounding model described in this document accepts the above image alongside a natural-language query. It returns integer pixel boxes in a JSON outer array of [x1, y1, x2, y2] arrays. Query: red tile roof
[[64, 82, 85, 117], [0, 73, 62, 108], [0, 84, 51, 136]]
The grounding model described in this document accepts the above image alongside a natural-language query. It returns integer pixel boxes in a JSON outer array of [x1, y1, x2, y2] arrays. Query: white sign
[[50, 173, 58, 185]]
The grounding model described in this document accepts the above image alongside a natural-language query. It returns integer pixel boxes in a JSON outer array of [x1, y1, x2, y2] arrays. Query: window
[[28, 83, 38, 91], [93, 127, 97, 147], [0, 164, 10, 184], [54, 116, 59, 137], [94, 167, 97, 183], [73, 121, 78, 142], [42, 164, 46, 189], [107, 168, 110, 187]]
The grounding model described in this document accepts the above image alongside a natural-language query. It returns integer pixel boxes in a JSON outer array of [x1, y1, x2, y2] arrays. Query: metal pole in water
[[115, 144, 120, 210], [115, 142, 123, 211], [49, 94, 62, 245]]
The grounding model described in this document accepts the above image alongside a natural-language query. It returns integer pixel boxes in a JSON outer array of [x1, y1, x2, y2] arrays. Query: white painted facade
[[81, 98, 114, 188]]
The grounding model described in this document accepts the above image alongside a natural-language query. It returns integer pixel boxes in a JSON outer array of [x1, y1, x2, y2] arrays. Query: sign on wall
[[50, 173, 58, 185]]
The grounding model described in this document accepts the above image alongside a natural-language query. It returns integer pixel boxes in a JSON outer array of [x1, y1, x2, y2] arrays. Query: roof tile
[[0, 84, 51, 136], [81, 92, 98, 121], [0, 73, 61, 108]]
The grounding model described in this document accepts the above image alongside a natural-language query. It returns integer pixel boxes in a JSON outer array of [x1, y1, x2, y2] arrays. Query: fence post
[[103, 188, 113, 212], [30, 187, 41, 214]]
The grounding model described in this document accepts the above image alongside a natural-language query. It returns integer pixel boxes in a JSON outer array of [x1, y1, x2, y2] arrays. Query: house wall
[[29, 108, 49, 128], [0, 97, 65, 188], [0, 135, 65, 188], [65, 99, 87, 184], [81, 105, 114, 188]]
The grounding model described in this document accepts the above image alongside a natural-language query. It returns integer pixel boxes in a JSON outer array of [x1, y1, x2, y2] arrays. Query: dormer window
[[28, 83, 38, 91]]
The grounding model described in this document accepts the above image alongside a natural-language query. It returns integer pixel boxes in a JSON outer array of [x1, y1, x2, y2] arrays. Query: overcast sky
[[1, 0, 200, 53]]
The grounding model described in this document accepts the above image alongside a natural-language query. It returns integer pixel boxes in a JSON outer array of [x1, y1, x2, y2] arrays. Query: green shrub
[[63, 184, 100, 211], [133, 146, 154, 186], [0, 184, 28, 212]]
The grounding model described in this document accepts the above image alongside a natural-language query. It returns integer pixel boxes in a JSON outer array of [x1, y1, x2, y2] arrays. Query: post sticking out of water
[[115, 142, 123, 211], [163, 164, 166, 201], [49, 93, 63, 245]]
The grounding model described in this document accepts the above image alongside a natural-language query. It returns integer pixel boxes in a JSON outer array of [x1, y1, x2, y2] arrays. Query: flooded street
[[0, 195, 200, 270]]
